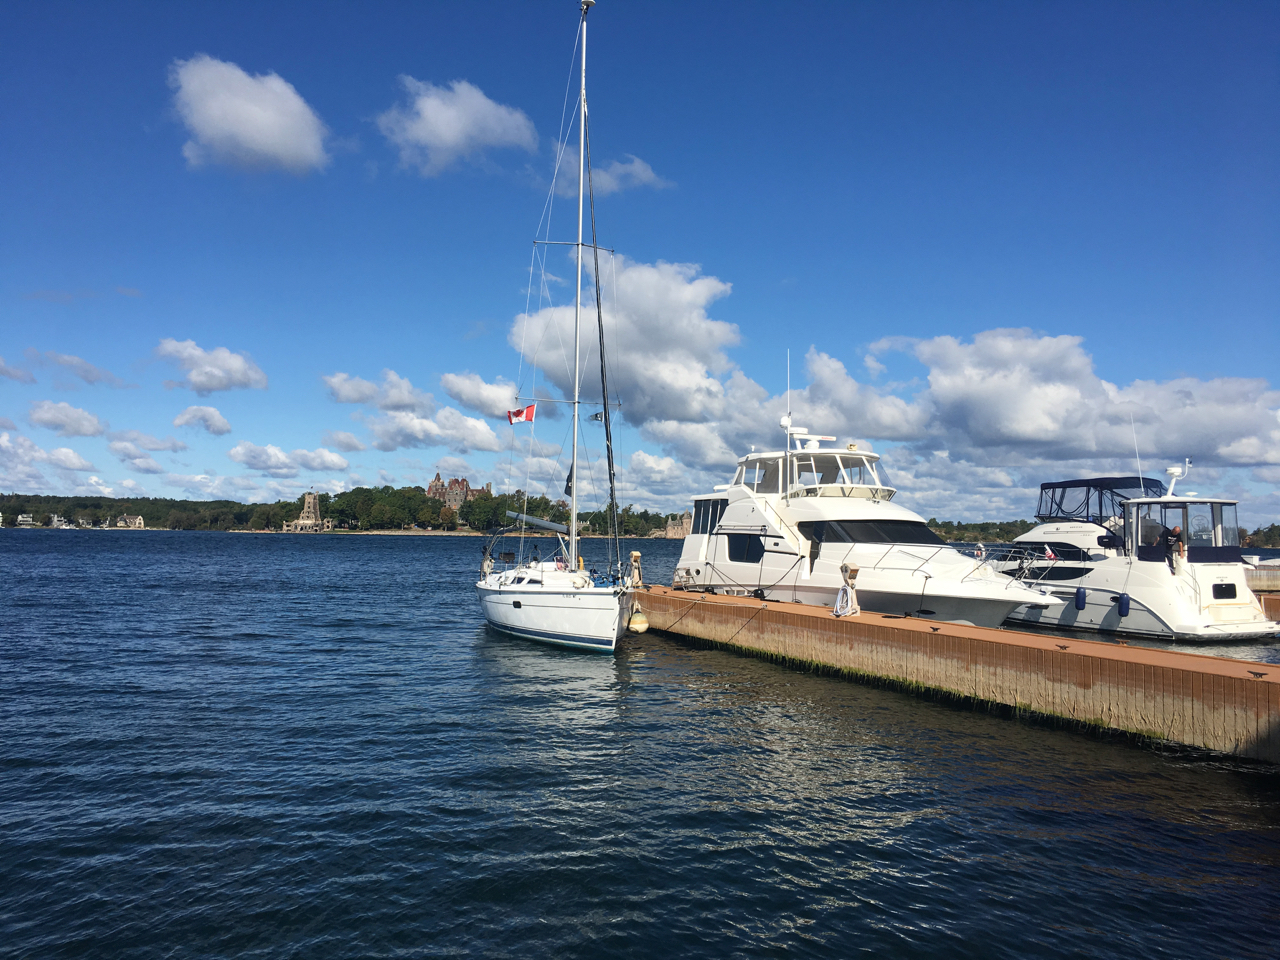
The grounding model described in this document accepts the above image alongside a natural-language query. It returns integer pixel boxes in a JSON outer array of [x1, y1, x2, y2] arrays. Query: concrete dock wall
[[635, 585, 1280, 763]]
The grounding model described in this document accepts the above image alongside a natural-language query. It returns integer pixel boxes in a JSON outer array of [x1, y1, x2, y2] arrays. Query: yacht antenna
[[1130, 413, 1144, 488]]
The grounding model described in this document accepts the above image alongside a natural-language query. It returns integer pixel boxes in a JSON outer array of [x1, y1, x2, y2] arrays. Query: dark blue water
[[2, 532, 1278, 959]]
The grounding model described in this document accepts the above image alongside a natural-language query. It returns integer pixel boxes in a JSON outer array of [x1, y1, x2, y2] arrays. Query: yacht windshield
[[784, 453, 894, 500], [739, 458, 781, 494]]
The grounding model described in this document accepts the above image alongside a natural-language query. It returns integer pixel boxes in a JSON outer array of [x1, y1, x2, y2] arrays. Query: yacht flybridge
[[997, 464, 1278, 642], [672, 419, 1063, 627]]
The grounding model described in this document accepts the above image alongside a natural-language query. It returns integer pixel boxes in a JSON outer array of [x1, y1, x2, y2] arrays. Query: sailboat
[[475, 0, 632, 653]]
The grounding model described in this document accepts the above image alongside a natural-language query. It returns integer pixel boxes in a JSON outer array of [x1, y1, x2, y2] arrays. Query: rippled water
[[2, 531, 1278, 958]]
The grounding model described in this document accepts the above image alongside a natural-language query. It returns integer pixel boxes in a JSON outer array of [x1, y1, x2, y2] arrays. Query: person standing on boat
[[1162, 524, 1185, 570]]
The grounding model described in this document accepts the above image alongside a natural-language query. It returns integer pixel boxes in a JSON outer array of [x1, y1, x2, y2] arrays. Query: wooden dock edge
[[634, 585, 1280, 764]]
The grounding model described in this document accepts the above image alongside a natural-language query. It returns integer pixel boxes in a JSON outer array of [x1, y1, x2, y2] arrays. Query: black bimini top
[[1035, 476, 1167, 522]]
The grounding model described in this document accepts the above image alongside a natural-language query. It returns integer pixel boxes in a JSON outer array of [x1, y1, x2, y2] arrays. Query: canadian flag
[[507, 403, 536, 424]]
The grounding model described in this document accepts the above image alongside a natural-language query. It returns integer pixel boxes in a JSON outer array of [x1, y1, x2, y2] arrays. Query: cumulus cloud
[[495, 253, 1280, 520], [28, 400, 106, 437], [377, 78, 537, 175], [43, 447, 95, 471], [28, 350, 131, 388], [323, 369, 433, 413], [368, 407, 501, 454], [324, 369, 497, 454], [170, 54, 329, 173], [174, 405, 232, 435], [0, 431, 96, 489], [1, 355, 36, 384], [108, 441, 165, 474], [513, 257, 737, 425], [292, 448, 349, 471], [228, 441, 348, 478], [433, 456, 472, 477], [322, 430, 365, 452], [108, 429, 186, 452], [165, 472, 263, 501], [555, 153, 672, 198], [441, 372, 518, 418], [157, 339, 268, 394]]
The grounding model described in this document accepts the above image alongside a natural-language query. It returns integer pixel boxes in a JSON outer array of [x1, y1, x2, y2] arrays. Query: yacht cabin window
[[798, 519, 945, 547], [691, 498, 728, 536]]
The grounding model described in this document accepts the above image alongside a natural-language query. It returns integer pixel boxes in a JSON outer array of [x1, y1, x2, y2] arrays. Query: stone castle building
[[650, 510, 692, 539], [283, 492, 334, 533], [426, 474, 493, 512]]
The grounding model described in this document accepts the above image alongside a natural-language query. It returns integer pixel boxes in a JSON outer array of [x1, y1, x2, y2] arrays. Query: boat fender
[[628, 608, 650, 634], [1074, 587, 1087, 611], [1118, 593, 1130, 618], [578, 555, 584, 571]]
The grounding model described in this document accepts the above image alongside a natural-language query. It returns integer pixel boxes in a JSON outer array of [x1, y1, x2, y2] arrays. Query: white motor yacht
[[672, 420, 1062, 627], [997, 464, 1278, 642]]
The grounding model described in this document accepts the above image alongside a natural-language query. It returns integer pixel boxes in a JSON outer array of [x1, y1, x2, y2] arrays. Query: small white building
[[116, 515, 145, 529], [17, 513, 36, 528]]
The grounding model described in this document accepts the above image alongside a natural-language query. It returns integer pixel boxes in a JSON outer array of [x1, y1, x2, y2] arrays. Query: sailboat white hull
[[477, 566, 628, 652]]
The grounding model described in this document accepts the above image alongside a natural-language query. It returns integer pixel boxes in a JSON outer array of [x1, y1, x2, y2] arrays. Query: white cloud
[[1, 355, 36, 384], [433, 456, 472, 477], [555, 153, 672, 198], [158, 339, 268, 394], [369, 407, 501, 454], [323, 369, 433, 413], [324, 369, 496, 454], [440, 372, 517, 418], [165, 472, 263, 501], [28, 400, 106, 437], [227, 441, 349, 478], [108, 441, 166, 474], [43, 447, 95, 471], [174, 405, 233, 435], [500, 254, 1280, 521], [512, 257, 737, 425], [228, 442, 298, 478], [108, 430, 186, 452], [0, 431, 96, 490], [322, 430, 365, 452], [170, 54, 329, 173], [0, 417, 16, 430], [292, 448, 349, 472], [377, 77, 537, 176], [30, 350, 131, 388]]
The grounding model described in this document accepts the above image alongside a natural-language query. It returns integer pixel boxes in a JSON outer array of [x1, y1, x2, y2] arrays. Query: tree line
[[7, 490, 1276, 543], [0, 487, 682, 536]]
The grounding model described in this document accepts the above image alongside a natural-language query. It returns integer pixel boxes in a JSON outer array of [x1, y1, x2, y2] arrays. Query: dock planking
[[634, 584, 1280, 763]]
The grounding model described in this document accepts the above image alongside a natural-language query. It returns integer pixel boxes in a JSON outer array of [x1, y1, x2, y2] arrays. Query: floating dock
[[635, 585, 1280, 763]]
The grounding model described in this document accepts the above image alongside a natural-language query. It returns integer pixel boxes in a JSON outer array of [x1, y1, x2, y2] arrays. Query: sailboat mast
[[569, 0, 592, 568]]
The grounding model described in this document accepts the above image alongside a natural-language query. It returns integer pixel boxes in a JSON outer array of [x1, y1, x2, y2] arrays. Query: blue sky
[[2, 0, 1278, 523]]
